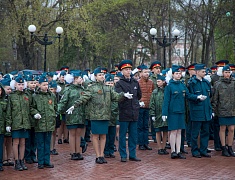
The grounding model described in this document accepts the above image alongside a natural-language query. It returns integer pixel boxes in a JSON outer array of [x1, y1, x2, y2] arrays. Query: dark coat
[[115, 75, 142, 121]]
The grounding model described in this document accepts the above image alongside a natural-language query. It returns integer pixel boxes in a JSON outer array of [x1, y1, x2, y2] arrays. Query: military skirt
[[91, 120, 109, 134], [219, 117, 235, 126], [67, 124, 85, 130], [167, 113, 185, 131], [12, 129, 29, 139]]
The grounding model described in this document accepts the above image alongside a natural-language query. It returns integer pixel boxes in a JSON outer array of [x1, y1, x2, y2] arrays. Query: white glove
[[211, 113, 215, 119], [124, 92, 133, 99], [162, 116, 167, 122], [6, 126, 11, 132], [139, 101, 145, 107], [152, 117, 156, 121], [34, 113, 41, 119], [66, 106, 75, 114], [197, 95, 207, 101]]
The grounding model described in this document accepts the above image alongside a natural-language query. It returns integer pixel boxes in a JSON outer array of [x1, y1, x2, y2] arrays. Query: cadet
[[6, 75, 31, 171], [58, 71, 85, 160], [24, 74, 38, 164], [31, 76, 57, 169], [66, 67, 129, 164], [212, 65, 235, 157], [0, 83, 7, 171], [162, 66, 204, 159], [149, 75, 169, 155], [188, 64, 212, 158]]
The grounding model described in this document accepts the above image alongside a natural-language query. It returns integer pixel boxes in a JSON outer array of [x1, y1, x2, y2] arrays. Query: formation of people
[[0, 59, 235, 171]]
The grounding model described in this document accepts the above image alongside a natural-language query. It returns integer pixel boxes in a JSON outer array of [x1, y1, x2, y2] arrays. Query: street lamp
[[150, 28, 180, 69], [28, 25, 63, 72]]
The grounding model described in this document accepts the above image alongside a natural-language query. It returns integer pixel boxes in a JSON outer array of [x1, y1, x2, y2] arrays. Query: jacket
[[115, 75, 142, 121], [31, 90, 57, 132], [0, 84, 7, 134], [25, 88, 35, 127], [138, 77, 154, 108]]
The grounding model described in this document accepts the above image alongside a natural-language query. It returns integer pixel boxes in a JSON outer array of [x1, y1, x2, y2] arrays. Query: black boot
[[20, 159, 28, 170], [71, 153, 79, 160], [221, 146, 230, 157], [15, 160, 23, 171], [76, 153, 84, 160], [228, 146, 235, 157]]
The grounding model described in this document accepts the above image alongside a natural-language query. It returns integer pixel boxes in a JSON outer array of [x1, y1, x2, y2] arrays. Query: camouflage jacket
[[25, 88, 35, 127], [74, 81, 124, 121], [6, 90, 31, 131], [0, 84, 7, 134], [31, 90, 57, 132], [58, 84, 85, 125]]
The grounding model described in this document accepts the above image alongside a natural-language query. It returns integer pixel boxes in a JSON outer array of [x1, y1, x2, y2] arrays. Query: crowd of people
[[0, 59, 235, 171]]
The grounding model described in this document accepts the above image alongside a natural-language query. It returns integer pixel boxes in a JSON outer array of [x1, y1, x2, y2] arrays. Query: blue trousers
[[213, 116, 221, 149], [137, 108, 149, 145], [104, 126, 116, 155], [0, 134, 4, 167], [35, 132, 52, 165], [119, 121, 137, 159], [186, 119, 192, 145], [191, 121, 210, 155], [25, 127, 37, 161]]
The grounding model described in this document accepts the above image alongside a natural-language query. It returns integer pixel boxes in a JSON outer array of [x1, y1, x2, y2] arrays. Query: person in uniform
[[115, 60, 142, 162], [212, 65, 235, 157], [65, 67, 129, 164], [6, 75, 31, 171], [58, 71, 85, 160], [149, 75, 169, 155], [162, 66, 204, 159], [188, 64, 212, 158], [137, 64, 154, 150], [31, 76, 57, 169]]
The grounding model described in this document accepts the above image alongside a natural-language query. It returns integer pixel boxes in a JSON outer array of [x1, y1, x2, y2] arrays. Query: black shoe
[[121, 158, 127, 162], [207, 149, 211, 153], [177, 152, 186, 159], [25, 159, 33, 164], [58, 139, 62, 144], [227, 146, 235, 157], [200, 153, 211, 158], [51, 149, 59, 155], [100, 157, 107, 163], [95, 157, 103, 164], [193, 154, 201, 158], [71, 153, 79, 160], [15, 160, 23, 171], [76, 153, 84, 160], [144, 145, 152, 150], [109, 154, 115, 158], [0, 166, 3, 171], [104, 154, 110, 158], [20, 160, 28, 170], [163, 149, 169, 155], [8, 161, 14, 166], [129, 157, 141, 161], [158, 149, 165, 155], [32, 158, 38, 163], [63, 139, 69, 143], [44, 163, 54, 168], [38, 164, 44, 169], [222, 146, 230, 157], [171, 152, 178, 159], [139, 145, 146, 150], [215, 147, 222, 151], [165, 143, 171, 149], [180, 149, 188, 154], [82, 143, 88, 153]]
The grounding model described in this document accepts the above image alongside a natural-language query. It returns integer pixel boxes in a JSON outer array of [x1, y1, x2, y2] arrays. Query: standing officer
[[188, 64, 212, 158], [115, 60, 142, 162]]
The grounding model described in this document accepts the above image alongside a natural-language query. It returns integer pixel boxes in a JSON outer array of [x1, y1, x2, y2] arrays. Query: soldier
[[188, 64, 212, 158], [65, 67, 129, 164], [115, 60, 142, 162], [212, 65, 235, 157], [149, 75, 169, 155], [6, 75, 31, 171], [58, 71, 85, 160], [137, 64, 154, 150], [31, 76, 57, 169]]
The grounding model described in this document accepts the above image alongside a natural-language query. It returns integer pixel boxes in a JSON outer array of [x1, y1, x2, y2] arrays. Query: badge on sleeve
[[48, 99, 52, 104], [98, 90, 102, 94]]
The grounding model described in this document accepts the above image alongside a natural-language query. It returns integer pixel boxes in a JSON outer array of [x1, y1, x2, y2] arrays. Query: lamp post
[[28, 25, 63, 72], [150, 28, 180, 69]]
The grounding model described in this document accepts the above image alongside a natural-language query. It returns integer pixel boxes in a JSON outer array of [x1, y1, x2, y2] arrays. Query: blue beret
[[10, 70, 18, 76], [15, 75, 25, 83], [150, 61, 161, 69], [157, 74, 165, 81], [115, 72, 122, 78], [195, 64, 206, 70], [172, 65, 181, 73], [47, 72, 54, 77], [1, 78, 11, 86], [222, 65, 231, 71], [71, 70, 82, 77], [38, 76, 48, 84], [215, 60, 229, 67], [34, 75, 40, 81], [26, 74, 35, 81], [60, 70, 67, 76], [139, 64, 148, 71], [118, 60, 132, 70], [49, 80, 57, 88], [105, 74, 114, 82]]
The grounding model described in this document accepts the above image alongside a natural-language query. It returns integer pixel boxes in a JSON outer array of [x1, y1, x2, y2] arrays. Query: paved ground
[[1, 138, 235, 180]]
